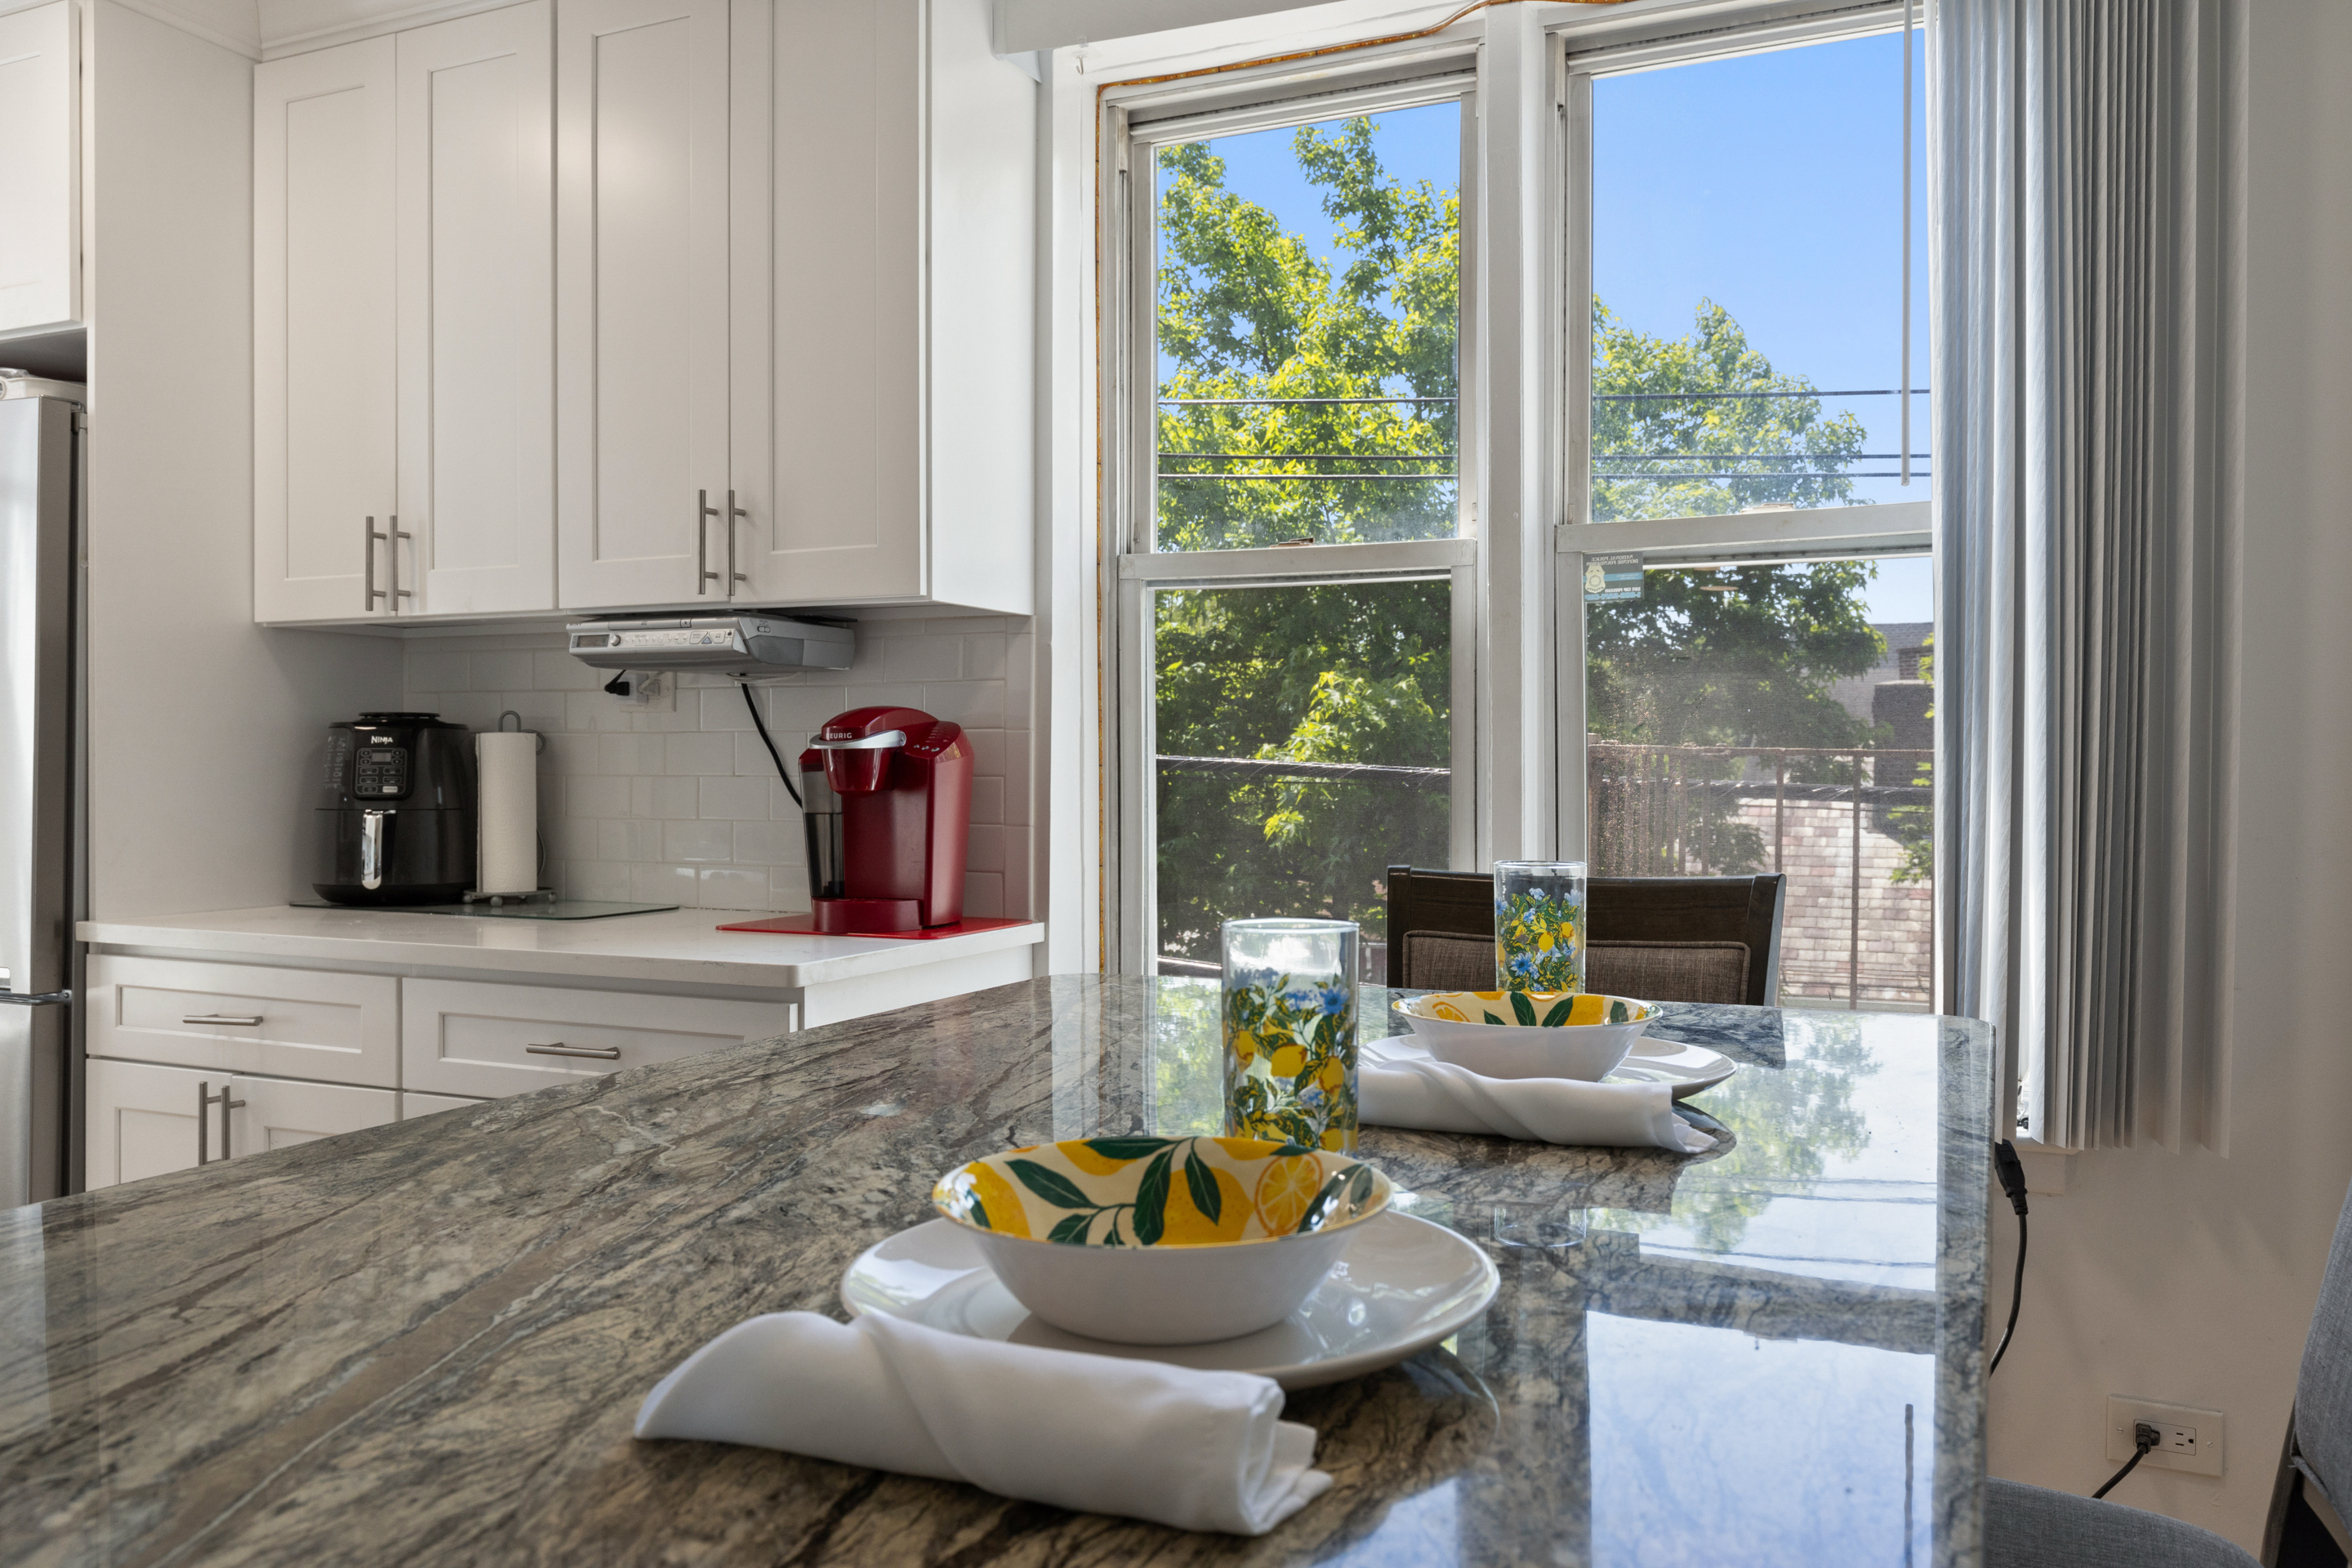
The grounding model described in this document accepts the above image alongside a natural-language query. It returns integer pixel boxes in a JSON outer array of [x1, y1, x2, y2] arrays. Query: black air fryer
[[314, 713, 477, 904]]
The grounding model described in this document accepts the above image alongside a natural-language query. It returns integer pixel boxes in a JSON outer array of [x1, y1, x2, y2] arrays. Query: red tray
[[715, 913, 1031, 941]]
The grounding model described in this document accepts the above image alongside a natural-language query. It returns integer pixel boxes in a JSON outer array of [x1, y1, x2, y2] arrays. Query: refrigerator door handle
[[0, 990, 70, 1006]]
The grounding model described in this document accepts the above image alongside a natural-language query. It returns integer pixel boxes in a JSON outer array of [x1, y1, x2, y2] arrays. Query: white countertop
[[77, 906, 1044, 992]]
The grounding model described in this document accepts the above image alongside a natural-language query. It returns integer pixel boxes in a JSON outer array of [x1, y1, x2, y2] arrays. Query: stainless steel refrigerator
[[0, 378, 81, 1208]]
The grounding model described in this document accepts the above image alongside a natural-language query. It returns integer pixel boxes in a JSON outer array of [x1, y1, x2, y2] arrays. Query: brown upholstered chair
[[1383, 866, 1787, 1008]]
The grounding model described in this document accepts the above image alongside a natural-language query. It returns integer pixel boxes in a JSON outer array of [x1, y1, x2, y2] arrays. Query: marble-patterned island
[[0, 978, 1994, 1566]]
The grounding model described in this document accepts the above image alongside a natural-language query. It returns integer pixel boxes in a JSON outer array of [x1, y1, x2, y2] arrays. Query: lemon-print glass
[[1494, 860, 1587, 992], [1220, 918, 1358, 1153]]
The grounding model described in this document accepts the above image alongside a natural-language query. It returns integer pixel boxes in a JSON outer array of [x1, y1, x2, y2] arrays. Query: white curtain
[[1931, 0, 2239, 1151]]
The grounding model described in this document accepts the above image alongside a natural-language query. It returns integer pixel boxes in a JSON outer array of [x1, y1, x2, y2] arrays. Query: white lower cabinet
[[85, 1059, 399, 1189], [84, 959, 800, 1187], [401, 1091, 487, 1119], [400, 977, 791, 1099]]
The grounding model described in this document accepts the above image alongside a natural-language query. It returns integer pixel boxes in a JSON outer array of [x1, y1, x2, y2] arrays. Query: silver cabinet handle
[[390, 513, 412, 608], [727, 489, 748, 592], [524, 1041, 621, 1060], [365, 516, 388, 610], [184, 1013, 264, 1027], [697, 490, 721, 594], [197, 1081, 246, 1165], [361, 808, 390, 890]]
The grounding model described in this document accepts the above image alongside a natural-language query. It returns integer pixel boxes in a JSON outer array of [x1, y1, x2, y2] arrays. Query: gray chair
[[1987, 1179, 2352, 1568]]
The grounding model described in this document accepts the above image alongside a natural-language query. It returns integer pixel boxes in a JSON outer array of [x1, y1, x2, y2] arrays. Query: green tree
[[1155, 122, 1459, 550]]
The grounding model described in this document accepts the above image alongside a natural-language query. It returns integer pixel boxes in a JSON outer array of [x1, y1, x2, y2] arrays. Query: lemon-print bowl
[[930, 1135, 1392, 1345], [1392, 991, 1654, 1081]]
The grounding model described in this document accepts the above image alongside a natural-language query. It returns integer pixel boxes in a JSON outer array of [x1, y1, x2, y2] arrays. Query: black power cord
[[2094, 1423, 2163, 1499], [1989, 1138, 2029, 1376], [741, 683, 804, 809]]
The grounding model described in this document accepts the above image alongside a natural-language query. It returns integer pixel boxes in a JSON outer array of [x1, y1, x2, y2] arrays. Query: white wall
[[1983, 1, 2352, 1550], [84, 0, 401, 920]]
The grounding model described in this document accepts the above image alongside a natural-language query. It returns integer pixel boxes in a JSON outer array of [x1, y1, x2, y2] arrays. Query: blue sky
[[1167, 30, 1931, 622]]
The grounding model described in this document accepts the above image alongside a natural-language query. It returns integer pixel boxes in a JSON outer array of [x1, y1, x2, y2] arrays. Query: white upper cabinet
[[398, 3, 556, 616], [555, 0, 736, 609], [254, 37, 399, 623], [734, 0, 1035, 612], [0, 2, 78, 336], [255, 7, 556, 626], [256, 0, 1033, 623]]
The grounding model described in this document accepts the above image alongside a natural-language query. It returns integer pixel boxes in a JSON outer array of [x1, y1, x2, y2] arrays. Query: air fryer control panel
[[353, 746, 408, 798]]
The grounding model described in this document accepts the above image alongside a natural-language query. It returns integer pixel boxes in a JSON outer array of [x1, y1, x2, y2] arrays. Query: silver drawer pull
[[184, 1013, 264, 1027], [525, 1042, 621, 1060]]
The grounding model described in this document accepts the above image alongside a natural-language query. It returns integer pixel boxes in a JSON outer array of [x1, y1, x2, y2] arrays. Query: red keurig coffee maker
[[799, 706, 972, 933]]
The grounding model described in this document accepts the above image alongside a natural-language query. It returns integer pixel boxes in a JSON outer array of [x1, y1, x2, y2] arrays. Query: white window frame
[[1550, 10, 1934, 860], [1102, 61, 1484, 977]]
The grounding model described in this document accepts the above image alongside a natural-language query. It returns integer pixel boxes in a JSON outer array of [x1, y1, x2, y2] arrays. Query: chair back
[[1383, 867, 1786, 1007], [2297, 1179, 2352, 1519]]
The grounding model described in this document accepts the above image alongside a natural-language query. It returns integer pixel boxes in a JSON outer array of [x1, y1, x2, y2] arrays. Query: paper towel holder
[[466, 713, 551, 905], [494, 710, 546, 752]]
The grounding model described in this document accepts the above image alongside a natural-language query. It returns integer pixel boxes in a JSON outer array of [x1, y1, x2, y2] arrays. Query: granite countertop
[[74, 905, 1045, 991], [0, 977, 1994, 1566]]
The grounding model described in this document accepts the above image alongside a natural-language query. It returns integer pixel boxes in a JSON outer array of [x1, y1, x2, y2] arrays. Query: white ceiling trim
[[94, 0, 264, 58], [256, 0, 523, 57]]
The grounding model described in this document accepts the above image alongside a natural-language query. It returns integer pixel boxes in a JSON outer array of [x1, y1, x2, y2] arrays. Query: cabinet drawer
[[86, 959, 399, 1090], [88, 957, 401, 1087], [400, 978, 792, 1099], [86, 1060, 399, 1188]]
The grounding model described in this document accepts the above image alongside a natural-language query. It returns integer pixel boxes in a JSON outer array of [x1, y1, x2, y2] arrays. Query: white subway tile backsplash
[[409, 651, 470, 692], [664, 819, 734, 863], [885, 635, 964, 682], [697, 865, 770, 909], [733, 818, 799, 866], [698, 774, 768, 822], [471, 651, 535, 691], [664, 731, 734, 776], [406, 621, 1031, 915]]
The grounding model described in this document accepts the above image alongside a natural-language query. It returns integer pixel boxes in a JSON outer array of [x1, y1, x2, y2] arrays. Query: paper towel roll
[[475, 731, 540, 895]]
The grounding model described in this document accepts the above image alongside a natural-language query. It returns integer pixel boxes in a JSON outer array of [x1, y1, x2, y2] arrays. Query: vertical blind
[[1931, 0, 2237, 1151]]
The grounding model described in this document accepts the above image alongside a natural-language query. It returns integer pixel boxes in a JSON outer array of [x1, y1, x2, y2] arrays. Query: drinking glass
[[1220, 919, 1359, 1152], [1494, 860, 1588, 992]]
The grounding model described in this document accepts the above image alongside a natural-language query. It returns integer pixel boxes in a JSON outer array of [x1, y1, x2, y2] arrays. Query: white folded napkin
[[1361, 1035, 1718, 1152], [634, 1310, 1332, 1535]]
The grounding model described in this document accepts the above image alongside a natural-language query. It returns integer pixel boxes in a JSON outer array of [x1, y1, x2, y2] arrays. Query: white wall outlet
[[2105, 1396, 2225, 1477], [612, 670, 670, 710]]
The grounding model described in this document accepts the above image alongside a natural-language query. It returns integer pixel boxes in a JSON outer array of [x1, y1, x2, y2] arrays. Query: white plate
[[840, 1211, 1499, 1391], [1607, 1036, 1740, 1098]]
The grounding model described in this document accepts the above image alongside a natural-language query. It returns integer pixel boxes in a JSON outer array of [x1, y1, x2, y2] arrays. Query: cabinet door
[[401, 1090, 487, 1119], [230, 1076, 400, 1156], [741, 0, 922, 604], [401, 976, 791, 1098], [0, 2, 78, 334], [397, 2, 556, 615], [87, 1059, 215, 1189], [255, 38, 399, 623], [555, 0, 733, 609]]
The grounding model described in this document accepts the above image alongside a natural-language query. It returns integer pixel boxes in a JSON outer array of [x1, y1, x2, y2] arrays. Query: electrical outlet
[[613, 670, 670, 710], [2105, 1396, 2225, 1477]]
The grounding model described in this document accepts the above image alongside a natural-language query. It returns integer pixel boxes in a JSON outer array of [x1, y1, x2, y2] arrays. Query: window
[[1566, 18, 1933, 1009], [1111, 78, 1477, 978], [1101, 7, 1936, 994]]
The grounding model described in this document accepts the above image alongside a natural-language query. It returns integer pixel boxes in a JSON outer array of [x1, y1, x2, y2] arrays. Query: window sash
[[1106, 72, 1481, 974], [1554, 25, 1933, 858]]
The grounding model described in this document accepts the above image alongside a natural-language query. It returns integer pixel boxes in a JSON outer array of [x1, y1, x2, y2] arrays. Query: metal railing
[[1588, 743, 1932, 1009]]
